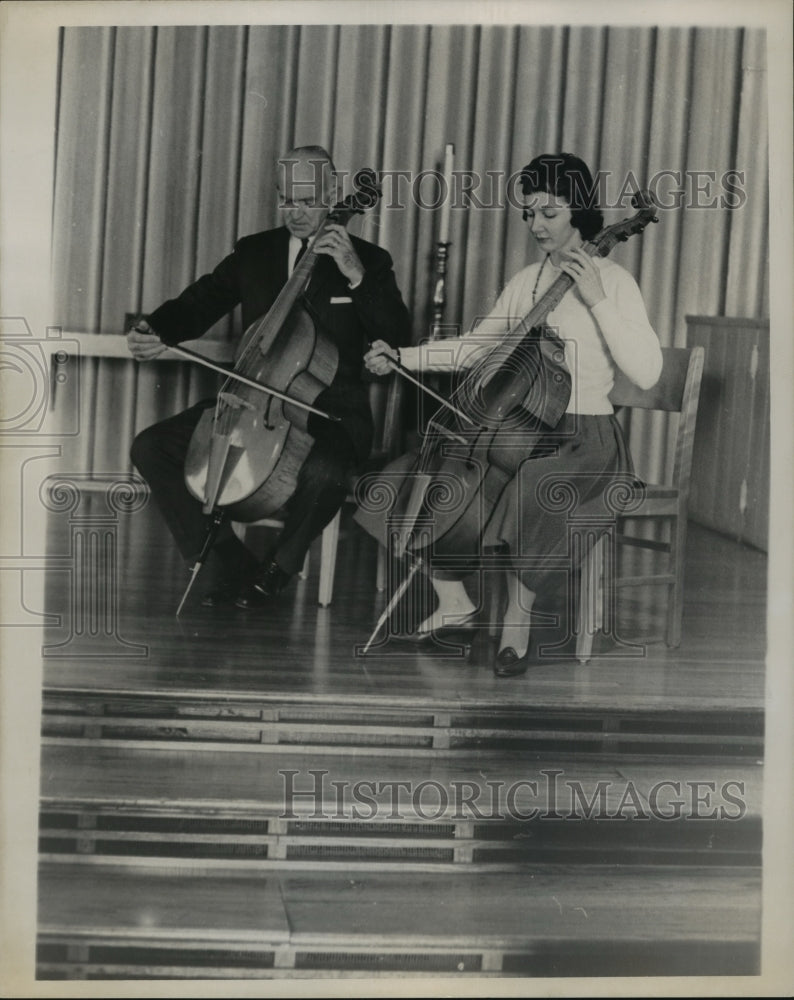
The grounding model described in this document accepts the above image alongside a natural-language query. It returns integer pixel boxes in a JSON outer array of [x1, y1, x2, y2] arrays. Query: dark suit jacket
[[146, 226, 411, 462]]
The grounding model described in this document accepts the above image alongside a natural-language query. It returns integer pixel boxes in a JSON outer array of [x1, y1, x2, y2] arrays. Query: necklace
[[532, 254, 550, 304]]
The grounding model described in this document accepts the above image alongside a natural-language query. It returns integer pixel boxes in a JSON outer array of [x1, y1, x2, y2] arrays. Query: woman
[[360, 153, 662, 677]]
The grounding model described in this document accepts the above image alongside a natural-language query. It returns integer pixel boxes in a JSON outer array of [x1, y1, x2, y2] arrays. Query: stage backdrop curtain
[[51, 24, 768, 489]]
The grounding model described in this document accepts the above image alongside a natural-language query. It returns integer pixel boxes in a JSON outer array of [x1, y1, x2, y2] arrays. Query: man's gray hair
[[280, 145, 337, 173]]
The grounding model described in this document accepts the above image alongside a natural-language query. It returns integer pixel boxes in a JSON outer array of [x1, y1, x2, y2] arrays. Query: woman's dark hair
[[520, 152, 604, 239]]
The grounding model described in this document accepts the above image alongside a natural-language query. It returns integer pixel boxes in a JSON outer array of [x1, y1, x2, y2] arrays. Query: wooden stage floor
[[40, 497, 767, 715], [36, 499, 768, 980]]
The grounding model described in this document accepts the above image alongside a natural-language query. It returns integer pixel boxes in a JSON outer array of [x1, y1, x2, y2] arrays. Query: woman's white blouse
[[400, 256, 663, 415]]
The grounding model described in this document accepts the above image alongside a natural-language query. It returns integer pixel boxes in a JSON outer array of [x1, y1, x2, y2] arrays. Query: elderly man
[[129, 145, 410, 607]]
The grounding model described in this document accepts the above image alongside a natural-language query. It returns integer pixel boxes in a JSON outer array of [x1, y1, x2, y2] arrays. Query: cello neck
[[511, 239, 606, 337], [508, 190, 661, 338], [235, 228, 326, 371], [231, 170, 383, 373], [513, 266, 577, 336]]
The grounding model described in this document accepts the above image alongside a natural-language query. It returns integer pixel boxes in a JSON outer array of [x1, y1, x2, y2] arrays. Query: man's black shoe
[[201, 579, 240, 607], [234, 559, 291, 609]]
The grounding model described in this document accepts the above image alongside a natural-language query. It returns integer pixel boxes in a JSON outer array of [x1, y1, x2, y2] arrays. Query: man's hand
[[313, 223, 365, 286], [127, 318, 167, 360]]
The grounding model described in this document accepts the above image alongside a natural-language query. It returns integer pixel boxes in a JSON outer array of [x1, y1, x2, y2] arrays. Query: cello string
[[232, 175, 391, 376], [235, 242, 317, 373], [441, 237, 613, 416], [234, 192, 359, 374], [445, 195, 657, 410]]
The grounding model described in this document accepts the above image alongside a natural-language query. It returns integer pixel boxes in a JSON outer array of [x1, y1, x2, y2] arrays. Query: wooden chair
[[315, 374, 405, 606], [575, 345, 705, 663], [237, 374, 405, 607]]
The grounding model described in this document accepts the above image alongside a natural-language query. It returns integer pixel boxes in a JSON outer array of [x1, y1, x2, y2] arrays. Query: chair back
[[609, 347, 701, 413], [610, 345, 704, 492]]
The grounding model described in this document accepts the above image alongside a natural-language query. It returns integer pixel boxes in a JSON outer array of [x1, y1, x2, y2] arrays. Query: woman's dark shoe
[[493, 645, 530, 678]]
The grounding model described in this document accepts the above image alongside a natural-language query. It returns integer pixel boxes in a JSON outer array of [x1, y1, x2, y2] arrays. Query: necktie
[[294, 238, 309, 269]]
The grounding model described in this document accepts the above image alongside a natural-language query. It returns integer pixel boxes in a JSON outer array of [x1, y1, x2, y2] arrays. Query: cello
[[169, 170, 381, 612], [361, 190, 659, 650]]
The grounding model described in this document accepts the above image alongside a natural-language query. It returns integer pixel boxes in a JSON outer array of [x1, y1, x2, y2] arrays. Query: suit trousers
[[131, 399, 357, 577]]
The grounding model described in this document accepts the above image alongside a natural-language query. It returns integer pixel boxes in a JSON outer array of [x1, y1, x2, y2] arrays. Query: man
[[129, 146, 410, 607]]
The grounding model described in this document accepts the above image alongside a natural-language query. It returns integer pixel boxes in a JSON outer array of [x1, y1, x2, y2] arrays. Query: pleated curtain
[[51, 24, 768, 486]]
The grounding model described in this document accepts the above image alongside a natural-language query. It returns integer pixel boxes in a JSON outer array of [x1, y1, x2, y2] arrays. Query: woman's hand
[[363, 339, 399, 376], [559, 247, 606, 309], [313, 223, 365, 286], [127, 318, 167, 360]]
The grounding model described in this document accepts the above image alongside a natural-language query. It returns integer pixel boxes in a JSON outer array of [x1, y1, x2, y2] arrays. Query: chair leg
[[594, 536, 605, 633], [318, 509, 341, 607], [576, 535, 604, 665], [666, 512, 686, 648], [298, 551, 310, 580], [375, 544, 387, 592]]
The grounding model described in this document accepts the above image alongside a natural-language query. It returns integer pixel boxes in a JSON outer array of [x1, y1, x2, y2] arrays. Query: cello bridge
[[217, 391, 255, 411]]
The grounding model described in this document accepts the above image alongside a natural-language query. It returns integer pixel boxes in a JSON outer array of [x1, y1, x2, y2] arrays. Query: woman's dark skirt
[[353, 412, 633, 595]]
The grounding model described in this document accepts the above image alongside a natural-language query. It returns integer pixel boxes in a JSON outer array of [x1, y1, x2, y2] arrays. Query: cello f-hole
[[262, 395, 276, 431]]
